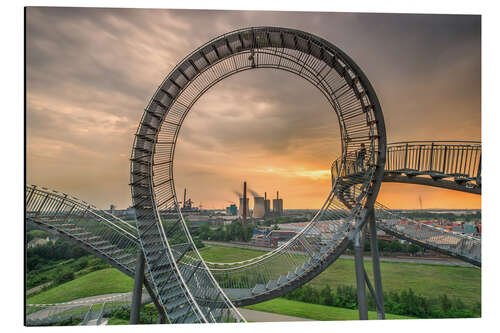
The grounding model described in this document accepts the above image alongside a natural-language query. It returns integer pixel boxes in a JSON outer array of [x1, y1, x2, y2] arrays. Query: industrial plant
[[226, 181, 284, 222]]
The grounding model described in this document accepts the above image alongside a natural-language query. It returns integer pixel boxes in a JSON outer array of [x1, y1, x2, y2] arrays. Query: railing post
[[26, 186, 36, 206], [34, 193, 51, 217], [442, 146, 448, 174], [476, 152, 481, 184], [130, 249, 145, 324], [417, 145, 422, 171], [404, 143, 408, 170], [429, 142, 434, 172], [386, 146, 391, 170]]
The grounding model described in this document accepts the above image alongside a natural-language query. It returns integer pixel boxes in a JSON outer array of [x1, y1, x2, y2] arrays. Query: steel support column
[[130, 250, 145, 324], [143, 280, 167, 324], [354, 227, 368, 320], [369, 208, 385, 319]]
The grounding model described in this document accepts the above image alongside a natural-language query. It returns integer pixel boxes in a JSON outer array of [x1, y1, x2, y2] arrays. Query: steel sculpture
[[130, 26, 386, 322], [25, 27, 482, 325], [25, 185, 166, 324]]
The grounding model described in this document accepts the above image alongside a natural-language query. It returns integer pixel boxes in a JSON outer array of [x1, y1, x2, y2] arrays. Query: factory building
[[273, 191, 284, 216], [239, 197, 249, 218], [226, 204, 238, 216], [253, 197, 266, 218]]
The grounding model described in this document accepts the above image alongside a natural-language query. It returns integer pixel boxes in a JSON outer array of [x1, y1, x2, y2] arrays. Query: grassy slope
[[200, 245, 481, 304], [244, 298, 413, 320], [27, 244, 480, 311], [27, 268, 133, 304]]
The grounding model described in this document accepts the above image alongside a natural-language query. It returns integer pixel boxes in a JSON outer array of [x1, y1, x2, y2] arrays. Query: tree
[[27, 230, 48, 242], [408, 244, 420, 255], [319, 285, 334, 306]]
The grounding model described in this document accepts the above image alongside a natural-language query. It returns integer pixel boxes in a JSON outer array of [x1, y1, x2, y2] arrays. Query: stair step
[[181, 313, 200, 324], [165, 296, 188, 311], [295, 265, 305, 276], [107, 248, 125, 255], [251, 284, 266, 295], [277, 275, 288, 286], [266, 279, 278, 290], [114, 253, 133, 261], [91, 240, 109, 246], [287, 271, 296, 280], [154, 272, 176, 285], [95, 244, 116, 251], [71, 232, 92, 238], [169, 305, 192, 322], [162, 287, 184, 301], [121, 257, 136, 266]]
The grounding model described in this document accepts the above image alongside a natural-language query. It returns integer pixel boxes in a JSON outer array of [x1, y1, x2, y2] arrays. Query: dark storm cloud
[[26, 7, 480, 208]]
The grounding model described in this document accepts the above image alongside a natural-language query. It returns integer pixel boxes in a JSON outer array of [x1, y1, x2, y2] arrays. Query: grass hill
[[27, 268, 133, 304]]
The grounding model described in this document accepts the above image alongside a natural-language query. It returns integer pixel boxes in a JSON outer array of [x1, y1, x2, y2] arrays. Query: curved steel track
[[130, 26, 386, 320]]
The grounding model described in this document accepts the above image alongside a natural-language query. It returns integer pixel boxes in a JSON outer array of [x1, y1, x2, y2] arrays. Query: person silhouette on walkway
[[356, 143, 366, 172]]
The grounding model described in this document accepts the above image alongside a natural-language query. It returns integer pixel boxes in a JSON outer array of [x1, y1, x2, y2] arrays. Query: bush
[[108, 304, 159, 324], [283, 283, 480, 319], [56, 271, 74, 284]]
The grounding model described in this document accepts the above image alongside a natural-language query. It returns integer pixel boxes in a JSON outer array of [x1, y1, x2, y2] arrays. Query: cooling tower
[[253, 197, 266, 218], [273, 192, 284, 216]]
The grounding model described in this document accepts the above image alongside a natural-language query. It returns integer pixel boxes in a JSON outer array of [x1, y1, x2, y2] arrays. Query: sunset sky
[[26, 8, 481, 210]]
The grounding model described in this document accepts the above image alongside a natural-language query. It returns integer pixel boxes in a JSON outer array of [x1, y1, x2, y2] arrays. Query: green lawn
[[200, 245, 481, 304], [107, 318, 129, 325], [27, 268, 133, 304], [199, 245, 267, 263], [244, 298, 413, 320]]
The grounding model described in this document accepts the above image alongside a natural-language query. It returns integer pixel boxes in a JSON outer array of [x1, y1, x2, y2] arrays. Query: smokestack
[[277, 191, 279, 200], [243, 181, 247, 227], [183, 188, 187, 208], [264, 192, 270, 216]]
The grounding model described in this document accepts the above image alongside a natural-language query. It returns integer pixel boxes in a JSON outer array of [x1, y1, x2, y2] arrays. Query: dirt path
[[27, 282, 52, 296]]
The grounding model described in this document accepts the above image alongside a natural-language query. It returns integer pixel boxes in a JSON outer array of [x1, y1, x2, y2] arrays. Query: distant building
[[268, 230, 295, 246], [226, 204, 237, 216], [254, 234, 271, 247]]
